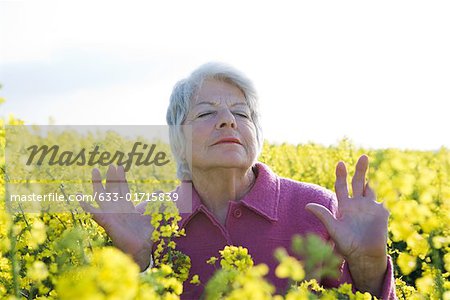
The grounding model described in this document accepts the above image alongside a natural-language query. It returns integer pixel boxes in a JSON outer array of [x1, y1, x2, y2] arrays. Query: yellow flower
[[28, 261, 49, 282], [150, 213, 163, 228], [190, 274, 201, 285], [168, 241, 176, 249], [389, 221, 415, 242], [395, 278, 417, 299], [135, 284, 159, 300], [432, 236, 449, 249], [207, 256, 218, 265], [0, 210, 11, 252], [299, 279, 325, 293], [56, 247, 139, 300], [406, 232, 429, 258], [28, 220, 47, 249], [219, 246, 254, 271], [275, 256, 305, 281], [415, 274, 434, 295], [355, 291, 373, 300], [397, 252, 417, 275], [152, 230, 161, 242], [444, 253, 450, 272], [421, 217, 440, 233], [161, 277, 183, 295], [443, 291, 450, 300], [336, 283, 353, 295], [0, 256, 12, 282], [160, 264, 173, 276], [285, 288, 309, 300], [227, 264, 274, 299]]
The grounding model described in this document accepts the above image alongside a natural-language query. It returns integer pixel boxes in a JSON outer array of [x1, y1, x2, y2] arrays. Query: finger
[[117, 165, 130, 196], [113, 165, 136, 212], [92, 168, 105, 194], [335, 161, 349, 200], [352, 155, 368, 197], [79, 198, 101, 214], [135, 201, 148, 214], [364, 182, 376, 200], [105, 165, 119, 192], [92, 168, 108, 210], [305, 203, 337, 239], [79, 200, 108, 227]]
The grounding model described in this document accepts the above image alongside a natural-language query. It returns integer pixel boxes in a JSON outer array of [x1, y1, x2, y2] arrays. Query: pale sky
[[1, 0, 449, 150]]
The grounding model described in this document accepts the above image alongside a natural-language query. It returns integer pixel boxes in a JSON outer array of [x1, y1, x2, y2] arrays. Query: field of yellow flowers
[[1, 113, 449, 299]]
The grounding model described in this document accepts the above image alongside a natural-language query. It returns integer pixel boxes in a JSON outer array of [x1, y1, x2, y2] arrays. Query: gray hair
[[166, 62, 263, 179]]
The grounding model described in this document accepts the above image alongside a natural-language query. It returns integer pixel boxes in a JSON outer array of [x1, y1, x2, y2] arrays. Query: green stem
[[3, 167, 20, 297], [8, 223, 20, 298], [18, 203, 29, 227]]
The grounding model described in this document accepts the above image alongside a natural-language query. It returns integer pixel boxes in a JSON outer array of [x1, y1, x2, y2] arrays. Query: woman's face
[[183, 79, 258, 173]]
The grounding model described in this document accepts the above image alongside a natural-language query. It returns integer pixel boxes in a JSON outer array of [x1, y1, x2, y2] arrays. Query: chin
[[212, 156, 253, 170], [193, 157, 252, 171]]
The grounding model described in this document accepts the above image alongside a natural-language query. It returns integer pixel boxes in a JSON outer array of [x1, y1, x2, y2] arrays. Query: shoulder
[[279, 177, 336, 210], [256, 163, 337, 238], [255, 162, 336, 213]]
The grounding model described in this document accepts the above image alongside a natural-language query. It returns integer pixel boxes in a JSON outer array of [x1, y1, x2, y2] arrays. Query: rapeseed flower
[[275, 255, 305, 281], [219, 246, 254, 271], [27, 261, 49, 282], [397, 252, 417, 275]]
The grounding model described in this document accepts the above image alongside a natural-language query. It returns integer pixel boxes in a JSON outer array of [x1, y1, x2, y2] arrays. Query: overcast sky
[[1, 0, 449, 150]]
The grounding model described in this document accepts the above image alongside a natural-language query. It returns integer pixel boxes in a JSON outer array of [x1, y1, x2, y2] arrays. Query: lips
[[212, 137, 242, 145]]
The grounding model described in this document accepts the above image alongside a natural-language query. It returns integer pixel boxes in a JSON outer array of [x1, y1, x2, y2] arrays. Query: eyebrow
[[195, 101, 248, 107]]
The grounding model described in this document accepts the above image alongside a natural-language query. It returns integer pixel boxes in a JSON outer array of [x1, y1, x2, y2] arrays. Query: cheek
[[243, 121, 257, 140], [191, 123, 211, 144], [241, 123, 259, 152]]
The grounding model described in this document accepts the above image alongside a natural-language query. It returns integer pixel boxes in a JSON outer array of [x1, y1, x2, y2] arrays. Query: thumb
[[305, 203, 337, 238]]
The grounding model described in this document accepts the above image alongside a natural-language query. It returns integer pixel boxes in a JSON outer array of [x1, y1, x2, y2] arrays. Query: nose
[[215, 109, 237, 129]]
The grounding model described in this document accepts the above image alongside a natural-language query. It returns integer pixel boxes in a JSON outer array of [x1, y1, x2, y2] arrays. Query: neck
[[191, 166, 256, 222]]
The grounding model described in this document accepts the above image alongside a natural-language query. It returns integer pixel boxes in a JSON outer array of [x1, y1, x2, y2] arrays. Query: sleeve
[[329, 257, 397, 299], [320, 254, 397, 299], [139, 254, 154, 274]]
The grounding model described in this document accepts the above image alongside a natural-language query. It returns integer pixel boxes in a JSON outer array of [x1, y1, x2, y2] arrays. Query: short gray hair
[[166, 62, 263, 179]]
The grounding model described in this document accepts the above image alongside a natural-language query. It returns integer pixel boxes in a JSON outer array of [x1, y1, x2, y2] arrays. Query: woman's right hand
[[80, 165, 154, 271]]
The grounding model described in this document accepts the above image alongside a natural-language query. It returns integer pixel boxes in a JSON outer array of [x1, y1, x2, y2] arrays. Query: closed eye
[[234, 112, 250, 118], [197, 112, 214, 118]]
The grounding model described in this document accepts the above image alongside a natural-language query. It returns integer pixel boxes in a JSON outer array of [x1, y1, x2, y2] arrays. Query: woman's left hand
[[305, 155, 389, 295]]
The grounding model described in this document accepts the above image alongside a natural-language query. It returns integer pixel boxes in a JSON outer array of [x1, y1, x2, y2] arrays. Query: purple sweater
[[156, 162, 396, 299]]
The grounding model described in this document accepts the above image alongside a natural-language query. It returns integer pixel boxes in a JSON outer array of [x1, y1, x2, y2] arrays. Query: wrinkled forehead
[[191, 78, 248, 107]]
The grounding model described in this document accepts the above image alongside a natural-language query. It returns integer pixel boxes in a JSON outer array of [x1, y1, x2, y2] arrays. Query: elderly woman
[[84, 62, 396, 299]]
